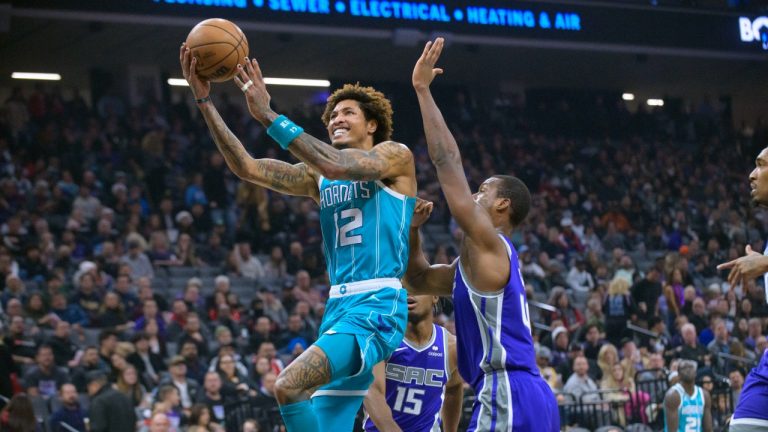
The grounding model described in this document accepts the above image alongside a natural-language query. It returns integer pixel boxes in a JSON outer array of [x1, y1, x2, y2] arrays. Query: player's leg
[[275, 345, 329, 431], [506, 372, 560, 432], [278, 332, 365, 432], [312, 395, 365, 432]]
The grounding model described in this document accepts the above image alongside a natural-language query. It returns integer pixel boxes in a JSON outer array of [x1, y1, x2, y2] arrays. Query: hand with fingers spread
[[233, 58, 275, 124], [412, 37, 444, 91], [179, 43, 210, 100], [716, 244, 768, 288], [411, 198, 434, 228]]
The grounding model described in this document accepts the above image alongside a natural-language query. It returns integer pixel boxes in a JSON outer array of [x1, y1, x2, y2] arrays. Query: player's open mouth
[[333, 128, 349, 137], [407, 296, 417, 309]]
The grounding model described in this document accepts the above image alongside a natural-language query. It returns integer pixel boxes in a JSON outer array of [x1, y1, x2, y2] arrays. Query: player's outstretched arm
[[180, 45, 319, 201], [363, 362, 403, 432], [403, 199, 455, 296], [663, 388, 680, 432], [412, 39, 501, 251], [234, 58, 414, 183], [441, 333, 464, 432], [703, 389, 713, 432]]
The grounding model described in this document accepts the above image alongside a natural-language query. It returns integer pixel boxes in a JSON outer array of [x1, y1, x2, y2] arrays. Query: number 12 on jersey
[[334, 208, 363, 247]]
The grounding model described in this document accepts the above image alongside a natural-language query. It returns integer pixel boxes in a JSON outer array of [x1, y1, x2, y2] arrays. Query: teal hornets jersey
[[318, 177, 416, 286], [665, 384, 705, 432]]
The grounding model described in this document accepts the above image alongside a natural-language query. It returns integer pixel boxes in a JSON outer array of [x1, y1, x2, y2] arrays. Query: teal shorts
[[313, 286, 407, 395]]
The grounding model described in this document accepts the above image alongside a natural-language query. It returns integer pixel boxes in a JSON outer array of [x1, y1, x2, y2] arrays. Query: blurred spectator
[[49, 383, 87, 432], [159, 355, 200, 411], [675, 323, 710, 369], [0, 393, 37, 432], [87, 371, 136, 432], [121, 240, 154, 280], [603, 278, 635, 345], [229, 242, 265, 279], [71, 346, 107, 392], [197, 371, 233, 425], [22, 344, 69, 397], [115, 365, 148, 408], [563, 355, 599, 402], [547, 288, 584, 333], [46, 320, 79, 368], [127, 332, 166, 387]]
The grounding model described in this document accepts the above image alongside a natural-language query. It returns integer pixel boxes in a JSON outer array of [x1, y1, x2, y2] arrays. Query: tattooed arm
[[181, 44, 319, 201], [234, 58, 415, 186], [197, 103, 320, 201]]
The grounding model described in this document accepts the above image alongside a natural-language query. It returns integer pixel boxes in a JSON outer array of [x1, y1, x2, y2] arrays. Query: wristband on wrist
[[195, 95, 211, 104], [267, 115, 304, 150]]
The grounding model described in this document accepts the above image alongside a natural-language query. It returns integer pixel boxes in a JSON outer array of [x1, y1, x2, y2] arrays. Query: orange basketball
[[185, 18, 249, 83]]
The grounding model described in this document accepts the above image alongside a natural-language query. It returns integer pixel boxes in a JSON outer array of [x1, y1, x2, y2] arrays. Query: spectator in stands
[[631, 267, 662, 323], [181, 280, 205, 317], [188, 403, 224, 432], [134, 299, 166, 336], [87, 370, 136, 432], [620, 339, 649, 378], [120, 240, 154, 280], [96, 292, 132, 331], [563, 355, 600, 402], [25, 292, 54, 329], [199, 232, 227, 269], [71, 346, 106, 392], [148, 412, 172, 432], [550, 325, 570, 371], [263, 245, 288, 279], [97, 330, 118, 366], [180, 340, 208, 384], [600, 363, 634, 425], [582, 323, 605, 361], [707, 318, 736, 373], [290, 270, 322, 311], [278, 314, 314, 351], [4, 313, 37, 366], [256, 341, 284, 375], [0, 393, 36, 432], [686, 297, 708, 334], [197, 371, 232, 425], [729, 368, 745, 405], [154, 384, 184, 429], [229, 241, 264, 280], [603, 277, 635, 345], [177, 312, 211, 360], [115, 364, 148, 408], [113, 275, 139, 315], [127, 332, 165, 387], [50, 294, 88, 328], [566, 259, 594, 292], [49, 383, 86, 432], [205, 275, 231, 313], [548, 288, 584, 333], [70, 273, 102, 322], [597, 343, 620, 381], [147, 231, 180, 268], [243, 419, 261, 432], [46, 320, 79, 368], [22, 344, 69, 397], [215, 353, 257, 397], [536, 345, 560, 391], [257, 371, 278, 401], [259, 289, 287, 327], [176, 233, 201, 267], [675, 323, 710, 369], [166, 299, 189, 341], [159, 355, 200, 412]]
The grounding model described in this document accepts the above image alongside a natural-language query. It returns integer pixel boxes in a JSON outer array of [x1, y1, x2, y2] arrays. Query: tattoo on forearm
[[201, 106, 247, 174], [289, 136, 411, 180], [255, 160, 310, 192], [280, 348, 331, 394]]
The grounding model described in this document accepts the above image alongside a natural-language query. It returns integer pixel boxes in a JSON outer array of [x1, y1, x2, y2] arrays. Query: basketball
[[185, 18, 249, 83]]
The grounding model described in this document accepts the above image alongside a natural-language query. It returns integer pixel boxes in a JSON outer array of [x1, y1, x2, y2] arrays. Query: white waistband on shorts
[[730, 418, 768, 427], [329, 278, 402, 298]]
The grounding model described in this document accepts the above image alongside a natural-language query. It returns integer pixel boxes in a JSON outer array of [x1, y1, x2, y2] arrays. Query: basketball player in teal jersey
[[180, 47, 417, 432], [664, 360, 712, 432]]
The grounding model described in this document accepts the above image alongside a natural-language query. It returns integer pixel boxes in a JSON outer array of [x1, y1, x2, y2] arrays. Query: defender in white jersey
[[717, 147, 768, 432], [181, 48, 418, 432]]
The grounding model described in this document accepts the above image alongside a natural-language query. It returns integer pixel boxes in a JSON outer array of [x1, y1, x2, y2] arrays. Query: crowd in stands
[[0, 81, 767, 431]]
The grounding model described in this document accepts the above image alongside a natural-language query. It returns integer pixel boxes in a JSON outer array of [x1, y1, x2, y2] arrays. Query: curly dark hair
[[321, 83, 394, 144]]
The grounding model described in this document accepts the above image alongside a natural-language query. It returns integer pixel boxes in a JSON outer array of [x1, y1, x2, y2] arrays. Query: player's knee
[[274, 374, 304, 405]]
